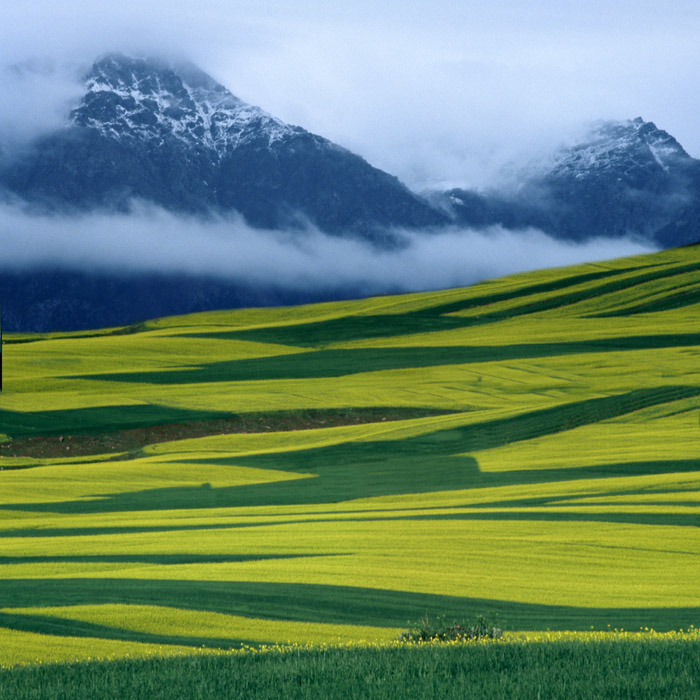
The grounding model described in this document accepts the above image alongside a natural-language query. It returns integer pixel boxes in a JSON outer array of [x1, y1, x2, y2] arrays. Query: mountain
[[441, 118, 700, 247], [0, 53, 451, 332], [0, 53, 445, 240], [4, 57, 700, 248], [4, 53, 700, 332]]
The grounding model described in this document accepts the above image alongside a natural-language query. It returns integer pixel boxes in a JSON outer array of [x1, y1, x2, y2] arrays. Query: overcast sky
[[2, 0, 700, 190]]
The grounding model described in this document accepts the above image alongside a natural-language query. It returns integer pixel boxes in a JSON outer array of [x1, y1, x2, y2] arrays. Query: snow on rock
[[539, 117, 691, 181], [71, 53, 296, 153]]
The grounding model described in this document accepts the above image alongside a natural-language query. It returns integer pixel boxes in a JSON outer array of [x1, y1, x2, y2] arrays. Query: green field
[[2, 243, 700, 669], [2, 635, 699, 700]]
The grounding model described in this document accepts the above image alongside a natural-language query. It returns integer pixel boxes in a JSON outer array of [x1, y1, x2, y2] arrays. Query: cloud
[[0, 60, 83, 148], [0, 203, 655, 296]]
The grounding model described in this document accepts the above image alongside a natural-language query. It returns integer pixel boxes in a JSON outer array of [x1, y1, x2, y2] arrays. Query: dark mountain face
[[0, 268, 366, 333], [5, 56, 700, 248], [0, 53, 445, 239], [442, 118, 700, 246]]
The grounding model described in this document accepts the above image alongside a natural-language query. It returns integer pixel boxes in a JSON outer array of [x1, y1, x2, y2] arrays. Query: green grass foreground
[[1, 638, 699, 700]]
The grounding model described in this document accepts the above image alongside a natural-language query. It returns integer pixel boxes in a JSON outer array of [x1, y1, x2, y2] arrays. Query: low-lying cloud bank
[[0, 203, 655, 296]]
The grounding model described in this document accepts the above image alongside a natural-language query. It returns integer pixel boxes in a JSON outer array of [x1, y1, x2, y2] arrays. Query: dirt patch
[[0, 407, 457, 459]]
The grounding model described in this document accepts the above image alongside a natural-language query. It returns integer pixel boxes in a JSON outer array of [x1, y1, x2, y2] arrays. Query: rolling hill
[[1, 242, 700, 666]]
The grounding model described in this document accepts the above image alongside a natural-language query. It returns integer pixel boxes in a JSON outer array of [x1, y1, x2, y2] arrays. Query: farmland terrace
[[1, 243, 700, 666]]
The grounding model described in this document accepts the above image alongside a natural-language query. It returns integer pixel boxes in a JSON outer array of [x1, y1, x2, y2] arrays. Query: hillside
[[1, 243, 700, 665]]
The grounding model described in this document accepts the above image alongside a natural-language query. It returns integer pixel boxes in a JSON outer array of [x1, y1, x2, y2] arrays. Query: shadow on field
[[170, 262, 699, 347], [0, 610, 260, 651], [66, 264, 700, 387], [4, 386, 700, 517], [397, 509, 700, 529], [0, 579, 697, 641], [0, 405, 229, 439], [78, 335, 700, 385]]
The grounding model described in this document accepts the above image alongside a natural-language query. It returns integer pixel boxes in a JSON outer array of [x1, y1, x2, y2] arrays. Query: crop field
[[2, 243, 700, 672]]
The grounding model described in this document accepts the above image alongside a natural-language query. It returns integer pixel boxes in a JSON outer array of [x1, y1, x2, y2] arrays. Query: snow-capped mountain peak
[[544, 117, 691, 181], [4, 52, 443, 235], [70, 53, 295, 151], [443, 115, 700, 246]]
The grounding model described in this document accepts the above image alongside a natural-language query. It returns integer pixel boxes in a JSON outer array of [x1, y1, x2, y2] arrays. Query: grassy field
[[1, 243, 700, 676]]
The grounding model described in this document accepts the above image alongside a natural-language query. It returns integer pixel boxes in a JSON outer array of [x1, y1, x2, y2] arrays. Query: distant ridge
[[5, 55, 700, 247]]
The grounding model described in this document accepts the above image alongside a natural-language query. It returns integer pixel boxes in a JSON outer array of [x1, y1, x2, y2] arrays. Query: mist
[[0, 60, 83, 148], [0, 204, 654, 296]]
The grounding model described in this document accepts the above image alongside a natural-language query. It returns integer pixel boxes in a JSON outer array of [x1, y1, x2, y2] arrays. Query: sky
[[2, 0, 700, 190]]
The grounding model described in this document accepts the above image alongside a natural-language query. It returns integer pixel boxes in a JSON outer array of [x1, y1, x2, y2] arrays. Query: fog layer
[[0, 204, 654, 295]]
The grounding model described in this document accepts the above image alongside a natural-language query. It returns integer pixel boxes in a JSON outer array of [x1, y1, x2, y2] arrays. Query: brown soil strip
[[0, 408, 458, 460]]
